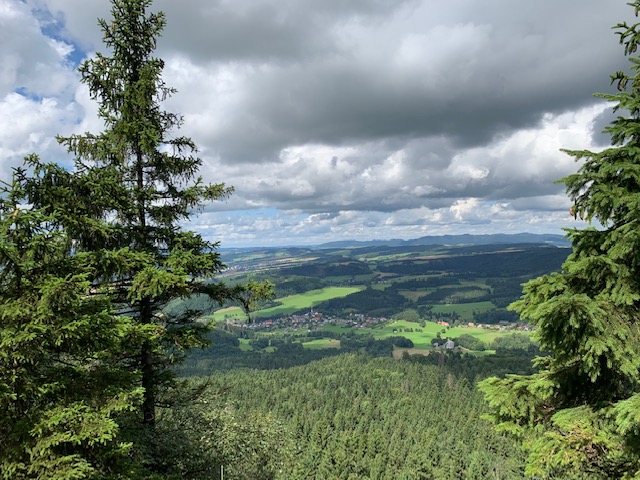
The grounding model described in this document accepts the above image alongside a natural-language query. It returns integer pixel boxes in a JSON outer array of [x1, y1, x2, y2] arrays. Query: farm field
[[377, 319, 529, 348], [429, 301, 495, 322], [210, 242, 570, 328], [209, 286, 364, 321], [280, 319, 530, 352], [302, 338, 341, 350]]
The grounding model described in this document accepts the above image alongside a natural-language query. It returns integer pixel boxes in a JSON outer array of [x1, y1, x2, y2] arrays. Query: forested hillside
[[196, 354, 525, 479]]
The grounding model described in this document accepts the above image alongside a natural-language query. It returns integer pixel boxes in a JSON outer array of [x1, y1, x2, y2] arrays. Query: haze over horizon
[[1, 1, 628, 247]]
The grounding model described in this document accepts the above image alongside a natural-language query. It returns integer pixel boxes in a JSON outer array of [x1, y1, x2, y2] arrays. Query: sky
[[1, 0, 633, 247]]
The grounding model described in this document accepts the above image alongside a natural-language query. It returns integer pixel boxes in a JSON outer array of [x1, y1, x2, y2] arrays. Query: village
[[242, 309, 533, 334]]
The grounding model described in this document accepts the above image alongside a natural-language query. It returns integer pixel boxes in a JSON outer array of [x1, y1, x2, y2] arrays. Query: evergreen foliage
[[202, 354, 525, 479], [480, 3, 640, 477], [0, 162, 144, 478], [1, 0, 270, 476], [453, 333, 487, 351]]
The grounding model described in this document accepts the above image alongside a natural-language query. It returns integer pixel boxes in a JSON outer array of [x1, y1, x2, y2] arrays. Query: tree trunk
[[140, 297, 155, 427]]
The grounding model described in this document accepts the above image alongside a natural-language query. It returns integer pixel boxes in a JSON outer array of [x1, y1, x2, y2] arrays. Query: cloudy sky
[[1, 0, 633, 247]]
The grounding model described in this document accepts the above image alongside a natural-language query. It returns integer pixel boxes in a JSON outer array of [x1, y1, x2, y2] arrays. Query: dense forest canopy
[[196, 354, 526, 479]]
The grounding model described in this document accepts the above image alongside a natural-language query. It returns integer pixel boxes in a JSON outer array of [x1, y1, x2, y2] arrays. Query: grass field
[[429, 301, 495, 322], [238, 338, 253, 351], [302, 338, 341, 350], [381, 319, 526, 346], [209, 286, 364, 321], [296, 319, 529, 351]]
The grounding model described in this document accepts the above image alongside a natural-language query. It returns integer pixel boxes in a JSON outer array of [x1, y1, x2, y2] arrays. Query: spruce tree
[[0, 162, 143, 478], [71, 0, 225, 424], [480, 2, 640, 478], [0, 0, 271, 472]]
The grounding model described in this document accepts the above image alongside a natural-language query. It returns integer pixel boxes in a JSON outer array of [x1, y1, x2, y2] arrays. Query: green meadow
[[210, 286, 364, 321], [302, 338, 341, 350], [297, 319, 529, 351], [429, 301, 495, 321]]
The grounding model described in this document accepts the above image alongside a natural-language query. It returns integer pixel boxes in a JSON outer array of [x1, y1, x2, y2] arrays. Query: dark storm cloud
[[590, 108, 618, 146], [158, 0, 416, 62], [174, 0, 630, 167]]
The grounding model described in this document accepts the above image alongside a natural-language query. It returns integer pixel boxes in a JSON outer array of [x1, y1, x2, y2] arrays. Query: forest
[[188, 354, 527, 479], [3, 0, 640, 479]]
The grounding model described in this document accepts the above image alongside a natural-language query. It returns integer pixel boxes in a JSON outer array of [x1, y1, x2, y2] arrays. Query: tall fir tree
[[0, 161, 145, 478], [480, 2, 640, 478], [53, 0, 248, 426], [2, 0, 270, 475]]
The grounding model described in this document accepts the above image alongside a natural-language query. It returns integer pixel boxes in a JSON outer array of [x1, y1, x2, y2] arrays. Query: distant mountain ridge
[[317, 233, 571, 249]]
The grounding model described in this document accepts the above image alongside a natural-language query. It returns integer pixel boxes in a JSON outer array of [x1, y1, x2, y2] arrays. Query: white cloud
[[5, 0, 630, 246]]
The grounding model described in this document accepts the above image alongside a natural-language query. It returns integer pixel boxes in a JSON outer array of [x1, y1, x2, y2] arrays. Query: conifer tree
[[0, 162, 144, 478], [84, 0, 255, 414], [15, 0, 269, 470], [480, 2, 640, 478]]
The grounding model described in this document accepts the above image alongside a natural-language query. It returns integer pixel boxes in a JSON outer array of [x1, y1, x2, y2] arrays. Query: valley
[[168, 239, 566, 478], [175, 237, 568, 376]]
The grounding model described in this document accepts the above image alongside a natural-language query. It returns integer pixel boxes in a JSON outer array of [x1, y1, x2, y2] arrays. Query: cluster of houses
[[246, 311, 388, 331], [232, 310, 533, 334]]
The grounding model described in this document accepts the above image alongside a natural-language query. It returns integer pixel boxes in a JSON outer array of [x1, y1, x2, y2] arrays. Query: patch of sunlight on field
[[255, 286, 363, 318], [210, 286, 364, 321], [302, 338, 341, 350], [209, 306, 245, 322], [359, 319, 529, 350]]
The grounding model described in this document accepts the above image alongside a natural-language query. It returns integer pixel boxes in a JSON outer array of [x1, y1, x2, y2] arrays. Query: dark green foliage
[[376, 245, 568, 277], [393, 275, 460, 289], [162, 293, 226, 321], [202, 355, 525, 479], [472, 308, 519, 324], [485, 278, 529, 308], [179, 329, 348, 374], [31, 0, 262, 429], [407, 350, 538, 384], [386, 335, 414, 348], [480, 4, 640, 477], [338, 333, 394, 355], [490, 333, 535, 353], [275, 276, 325, 296], [179, 330, 419, 375], [1, 0, 270, 476], [416, 286, 492, 304], [0, 164, 144, 478], [148, 388, 294, 480], [453, 334, 487, 351], [318, 285, 409, 316], [205, 327, 241, 349], [281, 260, 371, 278]]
